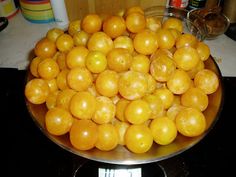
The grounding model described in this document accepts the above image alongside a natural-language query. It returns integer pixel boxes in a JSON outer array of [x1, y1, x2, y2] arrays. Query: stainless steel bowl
[[25, 6, 224, 165]]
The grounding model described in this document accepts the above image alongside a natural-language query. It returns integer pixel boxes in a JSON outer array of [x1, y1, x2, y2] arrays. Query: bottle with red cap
[[169, 0, 189, 9]]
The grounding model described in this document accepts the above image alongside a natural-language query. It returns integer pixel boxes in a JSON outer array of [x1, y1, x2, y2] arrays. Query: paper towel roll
[[50, 0, 69, 28]]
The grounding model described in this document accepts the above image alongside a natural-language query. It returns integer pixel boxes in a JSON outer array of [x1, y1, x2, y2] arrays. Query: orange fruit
[[118, 71, 148, 100], [95, 70, 119, 97], [107, 48, 132, 72], [70, 119, 98, 150], [73, 30, 90, 46], [103, 15, 126, 38], [70, 91, 96, 119], [130, 54, 150, 73], [150, 117, 177, 145], [34, 37, 57, 59], [125, 99, 152, 124], [38, 58, 60, 80], [194, 69, 219, 94], [87, 32, 113, 55], [92, 96, 116, 124], [173, 46, 200, 71], [25, 78, 49, 104], [133, 29, 158, 55], [81, 14, 102, 34], [66, 46, 89, 69], [56, 34, 74, 52], [125, 124, 153, 154], [175, 107, 206, 137], [30, 56, 43, 78], [67, 67, 93, 92], [95, 124, 119, 151], [46, 28, 64, 42], [167, 69, 191, 95], [45, 107, 73, 136], [68, 20, 81, 36], [86, 51, 107, 73], [56, 89, 76, 110], [125, 12, 146, 33], [113, 35, 134, 53], [162, 17, 183, 33]]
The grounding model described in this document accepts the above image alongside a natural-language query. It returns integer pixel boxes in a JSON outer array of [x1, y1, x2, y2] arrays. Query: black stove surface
[[5, 68, 236, 177]]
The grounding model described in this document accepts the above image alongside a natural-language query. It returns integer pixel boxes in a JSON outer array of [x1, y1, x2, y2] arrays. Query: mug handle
[[0, 17, 8, 31]]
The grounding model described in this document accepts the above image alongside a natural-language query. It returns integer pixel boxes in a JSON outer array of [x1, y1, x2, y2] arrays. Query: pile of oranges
[[25, 6, 219, 154]]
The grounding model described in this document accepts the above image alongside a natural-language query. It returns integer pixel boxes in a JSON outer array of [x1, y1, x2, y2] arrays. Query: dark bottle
[[187, 0, 207, 10]]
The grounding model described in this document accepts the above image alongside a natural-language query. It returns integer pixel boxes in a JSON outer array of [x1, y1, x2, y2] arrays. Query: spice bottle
[[187, 0, 207, 10]]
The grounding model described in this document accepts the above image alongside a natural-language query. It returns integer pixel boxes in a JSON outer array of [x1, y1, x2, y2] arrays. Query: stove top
[[5, 68, 236, 177]]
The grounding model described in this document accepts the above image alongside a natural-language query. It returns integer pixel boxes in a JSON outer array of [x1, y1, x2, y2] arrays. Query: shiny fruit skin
[[130, 54, 150, 74], [162, 17, 183, 33], [194, 69, 219, 94], [113, 36, 134, 53], [56, 89, 76, 110], [87, 32, 113, 55], [133, 29, 158, 55], [46, 28, 64, 42], [107, 48, 132, 72], [45, 78, 58, 93], [95, 124, 119, 151], [154, 88, 174, 109], [56, 69, 70, 90], [68, 20, 81, 36], [175, 107, 206, 137], [70, 91, 96, 119], [146, 73, 157, 94], [38, 58, 60, 80], [156, 29, 175, 50], [81, 14, 102, 34], [167, 69, 191, 95], [34, 37, 57, 59], [143, 94, 165, 119], [70, 119, 98, 150], [181, 87, 208, 111], [146, 17, 162, 32], [46, 90, 60, 110], [25, 78, 49, 104], [187, 60, 205, 79], [125, 6, 144, 17], [86, 51, 107, 73], [118, 71, 148, 100], [150, 55, 176, 82], [73, 30, 90, 46], [67, 67, 93, 92], [125, 124, 153, 154], [92, 96, 116, 124], [125, 12, 146, 33], [66, 46, 89, 69], [115, 98, 130, 122], [196, 42, 210, 61], [45, 107, 73, 136], [173, 46, 200, 71], [114, 120, 130, 145], [103, 15, 126, 39], [125, 99, 152, 125], [30, 56, 43, 78], [95, 70, 119, 97], [150, 117, 177, 145], [176, 33, 198, 48], [56, 34, 74, 52]]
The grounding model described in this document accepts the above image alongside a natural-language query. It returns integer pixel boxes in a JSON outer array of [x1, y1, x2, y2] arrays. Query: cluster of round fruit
[[24, 6, 219, 154]]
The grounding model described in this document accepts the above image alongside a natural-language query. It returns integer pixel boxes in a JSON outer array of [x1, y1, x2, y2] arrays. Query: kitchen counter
[[1, 11, 236, 76]]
